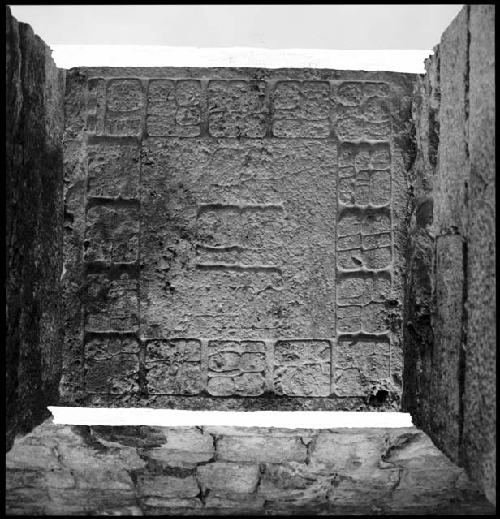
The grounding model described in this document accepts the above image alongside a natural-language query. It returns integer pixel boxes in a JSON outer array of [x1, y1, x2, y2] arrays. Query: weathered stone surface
[[146, 339, 203, 395], [272, 80, 330, 138], [209, 80, 267, 138], [217, 434, 307, 463], [87, 141, 140, 198], [139, 138, 337, 341], [206, 340, 266, 396], [433, 8, 469, 236], [84, 336, 140, 395], [431, 234, 463, 459], [273, 340, 331, 396], [148, 79, 201, 137], [403, 5, 495, 507], [85, 205, 140, 263], [5, 7, 64, 450], [105, 78, 145, 136], [204, 494, 266, 512], [197, 462, 260, 494], [402, 48, 439, 435], [463, 4, 496, 507], [143, 427, 214, 468], [332, 81, 391, 141], [334, 337, 391, 397], [85, 273, 139, 331], [6, 419, 495, 515], [58, 66, 414, 408], [137, 474, 199, 498]]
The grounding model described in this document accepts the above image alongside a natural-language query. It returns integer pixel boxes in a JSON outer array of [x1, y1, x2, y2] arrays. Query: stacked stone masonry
[[62, 68, 414, 409], [403, 5, 495, 506], [6, 419, 495, 515]]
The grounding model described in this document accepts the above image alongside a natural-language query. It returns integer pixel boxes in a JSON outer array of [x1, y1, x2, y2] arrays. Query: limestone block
[[274, 340, 331, 397], [208, 80, 267, 137], [258, 461, 334, 501], [204, 494, 265, 511], [87, 142, 140, 198], [433, 7, 469, 235], [337, 305, 362, 333], [143, 427, 214, 468], [147, 79, 201, 137], [272, 80, 330, 138], [84, 336, 139, 394], [145, 339, 202, 394], [196, 462, 260, 494], [310, 431, 386, 469], [136, 474, 199, 498], [333, 337, 391, 396], [140, 138, 337, 340], [64, 70, 88, 140], [430, 234, 463, 459], [6, 445, 60, 470], [206, 340, 268, 395], [463, 4, 496, 506], [217, 434, 307, 463], [141, 497, 202, 511], [105, 79, 145, 136], [332, 82, 391, 141], [85, 205, 140, 263], [87, 78, 106, 135], [85, 273, 139, 331]]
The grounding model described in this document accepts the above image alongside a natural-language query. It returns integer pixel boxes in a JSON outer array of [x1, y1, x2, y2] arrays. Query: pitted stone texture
[[272, 81, 330, 138], [217, 434, 307, 463], [137, 474, 199, 499], [85, 273, 139, 332], [87, 142, 140, 198], [337, 272, 391, 303], [207, 340, 266, 396], [273, 340, 331, 396], [6, 8, 64, 449], [86, 78, 106, 135], [85, 205, 140, 263], [430, 235, 463, 459], [6, 420, 495, 515], [209, 80, 267, 138], [197, 462, 261, 494], [433, 8, 469, 236], [62, 67, 414, 409], [403, 6, 495, 506], [333, 336, 391, 397], [145, 427, 214, 468], [84, 336, 140, 395], [105, 79, 145, 136], [140, 138, 337, 340], [147, 79, 201, 137], [146, 339, 202, 395], [338, 142, 391, 207], [464, 4, 496, 506], [332, 81, 392, 141]]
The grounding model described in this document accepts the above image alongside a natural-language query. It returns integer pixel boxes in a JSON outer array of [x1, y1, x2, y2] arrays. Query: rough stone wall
[[61, 67, 415, 410], [6, 418, 495, 515], [5, 7, 65, 451], [403, 4, 495, 505]]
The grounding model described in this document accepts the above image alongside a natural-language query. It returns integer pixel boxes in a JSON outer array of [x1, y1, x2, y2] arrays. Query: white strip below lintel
[[48, 407, 413, 429]]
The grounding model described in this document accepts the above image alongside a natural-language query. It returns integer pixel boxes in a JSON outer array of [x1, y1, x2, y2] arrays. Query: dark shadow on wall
[[5, 6, 65, 450]]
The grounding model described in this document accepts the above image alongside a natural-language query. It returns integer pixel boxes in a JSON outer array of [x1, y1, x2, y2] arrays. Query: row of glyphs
[[84, 337, 391, 398], [86, 78, 392, 139]]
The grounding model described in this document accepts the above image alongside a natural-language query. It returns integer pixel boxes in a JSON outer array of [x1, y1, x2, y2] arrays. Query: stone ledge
[[6, 418, 495, 516]]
